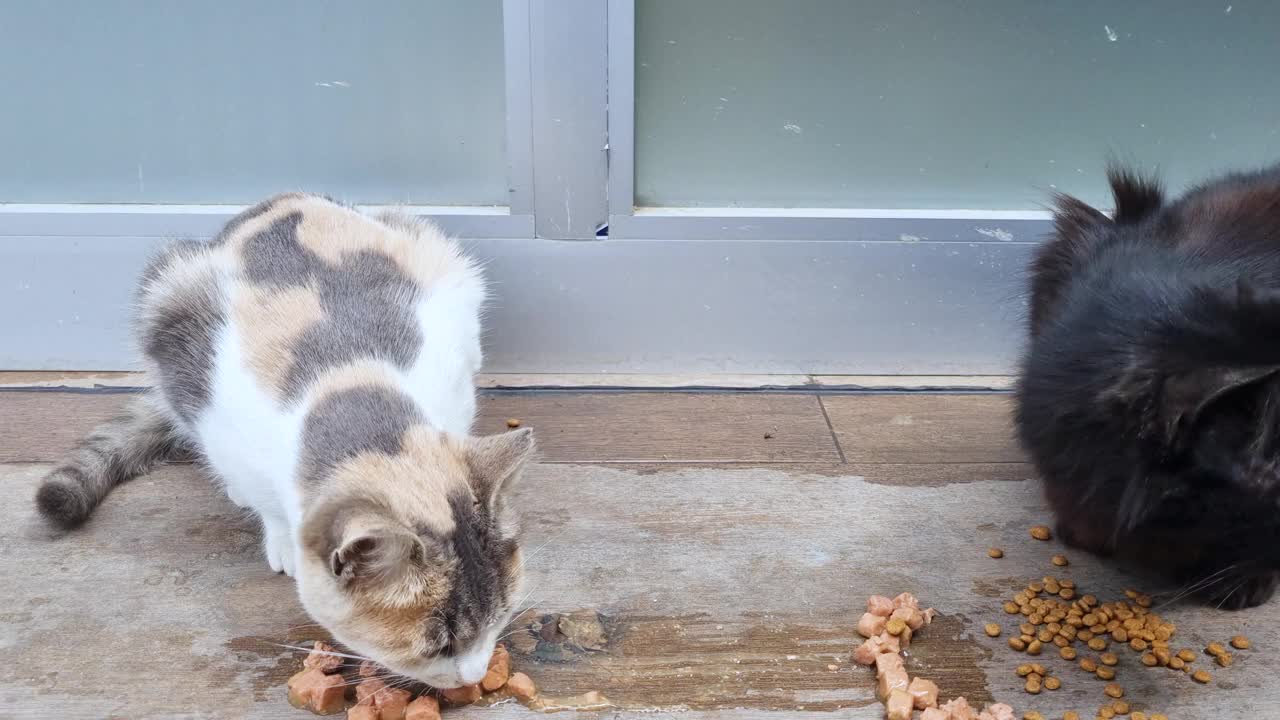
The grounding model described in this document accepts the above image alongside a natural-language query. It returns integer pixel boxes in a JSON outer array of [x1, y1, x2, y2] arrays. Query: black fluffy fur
[[1016, 163, 1280, 609]]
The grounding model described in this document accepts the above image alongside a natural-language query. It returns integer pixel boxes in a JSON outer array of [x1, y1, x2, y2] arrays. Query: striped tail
[[35, 392, 182, 529]]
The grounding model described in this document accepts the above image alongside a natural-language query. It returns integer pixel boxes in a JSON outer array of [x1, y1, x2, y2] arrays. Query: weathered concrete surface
[[3, 461, 1277, 719]]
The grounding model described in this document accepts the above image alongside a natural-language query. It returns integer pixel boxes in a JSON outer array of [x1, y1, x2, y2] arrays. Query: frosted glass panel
[[635, 1, 1280, 210], [0, 1, 506, 205]]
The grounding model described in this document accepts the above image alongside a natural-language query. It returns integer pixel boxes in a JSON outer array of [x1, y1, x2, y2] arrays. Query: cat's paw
[[1201, 572, 1278, 610], [263, 525, 296, 576], [1054, 517, 1115, 556]]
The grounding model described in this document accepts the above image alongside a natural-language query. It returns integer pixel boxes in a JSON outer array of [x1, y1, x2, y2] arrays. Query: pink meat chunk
[[876, 630, 902, 653], [866, 595, 895, 617], [858, 612, 888, 638], [908, 676, 939, 709], [874, 651, 904, 678], [876, 665, 909, 702], [983, 703, 1016, 720], [892, 592, 919, 610], [852, 635, 893, 665], [921, 709, 950, 720], [940, 696, 977, 720], [303, 641, 345, 674], [884, 689, 914, 720], [891, 606, 925, 631]]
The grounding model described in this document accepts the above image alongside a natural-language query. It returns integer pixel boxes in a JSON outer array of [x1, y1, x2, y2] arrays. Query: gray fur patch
[[299, 385, 422, 486], [210, 193, 301, 246], [241, 212, 319, 288], [141, 261, 227, 423], [437, 491, 511, 652], [280, 250, 422, 399]]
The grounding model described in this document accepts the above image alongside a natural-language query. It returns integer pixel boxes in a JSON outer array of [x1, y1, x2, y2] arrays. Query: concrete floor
[[2, 390, 1276, 719]]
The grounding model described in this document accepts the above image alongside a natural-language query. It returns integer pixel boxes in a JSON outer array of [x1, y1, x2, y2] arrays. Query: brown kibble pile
[[977, 526, 1265, 720]]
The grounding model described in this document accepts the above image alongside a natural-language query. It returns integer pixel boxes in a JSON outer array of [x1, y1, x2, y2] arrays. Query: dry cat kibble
[[1029, 525, 1052, 541], [989, 548, 1005, 558], [1051, 554, 1069, 567], [1230, 635, 1251, 650], [505, 418, 521, 428], [985, 623, 1002, 637]]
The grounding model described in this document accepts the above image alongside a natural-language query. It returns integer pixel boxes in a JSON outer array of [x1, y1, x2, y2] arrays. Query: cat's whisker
[[495, 627, 529, 643], [1216, 578, 1250, 610], [1156, 564, 1238, 609], [517, 527, 573, 572], [266, 642, 371, 662], [506, 586, 541, 618]]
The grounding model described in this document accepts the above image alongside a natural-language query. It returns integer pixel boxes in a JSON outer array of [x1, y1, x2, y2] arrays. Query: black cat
[[1015, 163, 1280, 609]]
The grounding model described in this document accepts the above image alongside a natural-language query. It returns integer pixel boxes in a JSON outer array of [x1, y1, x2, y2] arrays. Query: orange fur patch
[[232, 284, 325, 397], [324, 425, 469, 537]]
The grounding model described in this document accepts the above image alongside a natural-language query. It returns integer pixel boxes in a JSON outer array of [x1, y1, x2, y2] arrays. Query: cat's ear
[[1160, 281, 1280, 446], [465, 428, 535, 510], [1162, 366, 1280, 447], [1029, 193, 1113, 335], [1106, 165, 1164, 224], [329, 524, 426, 588]]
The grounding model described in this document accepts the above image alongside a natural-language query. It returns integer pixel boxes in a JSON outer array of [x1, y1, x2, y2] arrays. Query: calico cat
[[35, 193, 534, 687], [1016, 164, 1280, 609]]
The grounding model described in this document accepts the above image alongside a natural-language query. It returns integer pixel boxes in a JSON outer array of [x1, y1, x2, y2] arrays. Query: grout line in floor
[[816, 394, 847, 464]]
